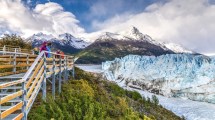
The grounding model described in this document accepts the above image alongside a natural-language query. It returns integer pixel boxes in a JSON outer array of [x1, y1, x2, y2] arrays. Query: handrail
[[0, 45, 33, 54], [22, 51, 45, 80], [0, 51, 30, 55]]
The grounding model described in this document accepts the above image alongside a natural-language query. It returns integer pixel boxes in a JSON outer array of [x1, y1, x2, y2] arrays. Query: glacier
[[102, 54, 215, 104]]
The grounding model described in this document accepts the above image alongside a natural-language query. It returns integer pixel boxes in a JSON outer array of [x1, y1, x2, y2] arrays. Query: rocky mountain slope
[[76, 27, 175, 63]]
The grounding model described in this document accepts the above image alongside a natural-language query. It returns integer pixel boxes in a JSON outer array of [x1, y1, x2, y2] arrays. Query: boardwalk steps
[[0, 47, 76, 120]]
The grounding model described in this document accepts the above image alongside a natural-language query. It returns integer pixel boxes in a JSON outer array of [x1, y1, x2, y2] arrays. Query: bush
[[126, 90, 142, 101], [152, 95, 159, 106]]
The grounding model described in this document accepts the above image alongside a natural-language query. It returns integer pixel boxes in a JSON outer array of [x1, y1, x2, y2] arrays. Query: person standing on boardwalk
[[40, 42, 48, 57], [55, 49, 61, 58], [46, 42, 52, 58], [60, 50, 65, 59], [33, 47, 39, 55]]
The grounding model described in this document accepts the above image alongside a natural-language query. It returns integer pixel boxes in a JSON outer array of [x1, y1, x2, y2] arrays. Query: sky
[[0, 0, 215, 54]]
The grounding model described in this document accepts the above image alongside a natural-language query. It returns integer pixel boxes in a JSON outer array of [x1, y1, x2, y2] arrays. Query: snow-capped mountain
[[164, 43, 194, 53], [98, 27, 161, 44], [97, 27, 193, 53], [27, 32, 90, 49], [77, 27, 174, 63], [102, 54, 215, 104], [28, 32, 54, 41], [26, 32, 90, 54], [119, 26, 164, 46]]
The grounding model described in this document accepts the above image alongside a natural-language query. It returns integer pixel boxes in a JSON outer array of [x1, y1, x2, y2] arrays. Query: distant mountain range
[[26, 32, 90, 54], [0, 26, 195, 63]]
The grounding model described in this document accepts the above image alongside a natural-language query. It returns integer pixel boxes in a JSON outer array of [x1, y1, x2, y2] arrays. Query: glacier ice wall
[[102, 54, 215, 103]]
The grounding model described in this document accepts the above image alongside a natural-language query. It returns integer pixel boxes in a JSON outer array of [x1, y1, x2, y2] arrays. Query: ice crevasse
[[102, 54, 215, 103]]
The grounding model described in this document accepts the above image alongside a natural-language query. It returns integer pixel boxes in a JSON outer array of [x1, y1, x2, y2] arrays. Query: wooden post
[[72, 58, 75, 79], [3, 45, 6, 54], [65, 56, 68, 81], [59, 56, 62, 93], [12, 52, 17, 106], [52, 55, 56, 99], [22, 80, 27, 120], [13, 52, 16, 73], [26, 55, 29, 70], [63, 57, 65, 81], [42, 54, 47, 101], [63, 56, 67, 81]]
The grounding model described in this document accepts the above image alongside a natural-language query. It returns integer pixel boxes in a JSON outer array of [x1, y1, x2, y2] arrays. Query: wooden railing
[[0, 45, 33, 54], [0, 54, 37, 77], [0, 50, 75, 120]]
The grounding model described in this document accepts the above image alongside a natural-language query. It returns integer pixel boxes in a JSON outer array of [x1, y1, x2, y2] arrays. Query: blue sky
[[26, 0, 166, 32]]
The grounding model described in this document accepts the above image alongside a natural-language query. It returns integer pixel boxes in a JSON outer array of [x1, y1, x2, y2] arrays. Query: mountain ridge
[[26, 32, 90, 54], [76, 27, 175, 64]]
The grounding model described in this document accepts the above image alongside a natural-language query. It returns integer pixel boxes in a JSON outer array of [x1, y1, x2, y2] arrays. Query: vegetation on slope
[[0, 34, 32, 49], [28, 68, 182, 120]]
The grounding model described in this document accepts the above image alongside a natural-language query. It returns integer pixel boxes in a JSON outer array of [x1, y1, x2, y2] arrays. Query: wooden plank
[[27, 67, 44, 98], [0, 69, 28, 77], [0, 55, 12, 58], [16, 58, 35, 62], [0, 72, 14, 77], [26, 59, 44, 88], [27, 75, 44, 109], [4, 45, 20, 48], [0, 79, 24, 89], [55, 69, 60, 73], [53, 59, 60, 61], [46, 58, 53, 61], [0, 70, 28, 76], [55, 64, 61, 67], [16, 63, 32, 67], [0, 102, 23, 119], [47, 71, 53, 77], [16, 69, 28, 73], [0, 69, 27, 76], [0, 63, 32, 69], [16, 56, 37, 58], [0, 90, 23, 105], [13, 113, 23, 120], [0, 58, 13, 62], [0, 64, 13, 68], [46, 65, 53, 69]]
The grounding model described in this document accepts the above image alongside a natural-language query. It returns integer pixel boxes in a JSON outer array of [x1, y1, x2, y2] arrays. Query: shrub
[[152, 95, 159, 106]]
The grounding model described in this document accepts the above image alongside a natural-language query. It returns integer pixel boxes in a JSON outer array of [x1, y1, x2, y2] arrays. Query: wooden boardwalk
[[0, 46, 75, 120]]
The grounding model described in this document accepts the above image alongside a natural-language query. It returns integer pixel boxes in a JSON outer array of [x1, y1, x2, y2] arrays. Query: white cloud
[[0, 0, 215, 54], [0, 0, 85, 38], [91, 0, 215, 54]]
